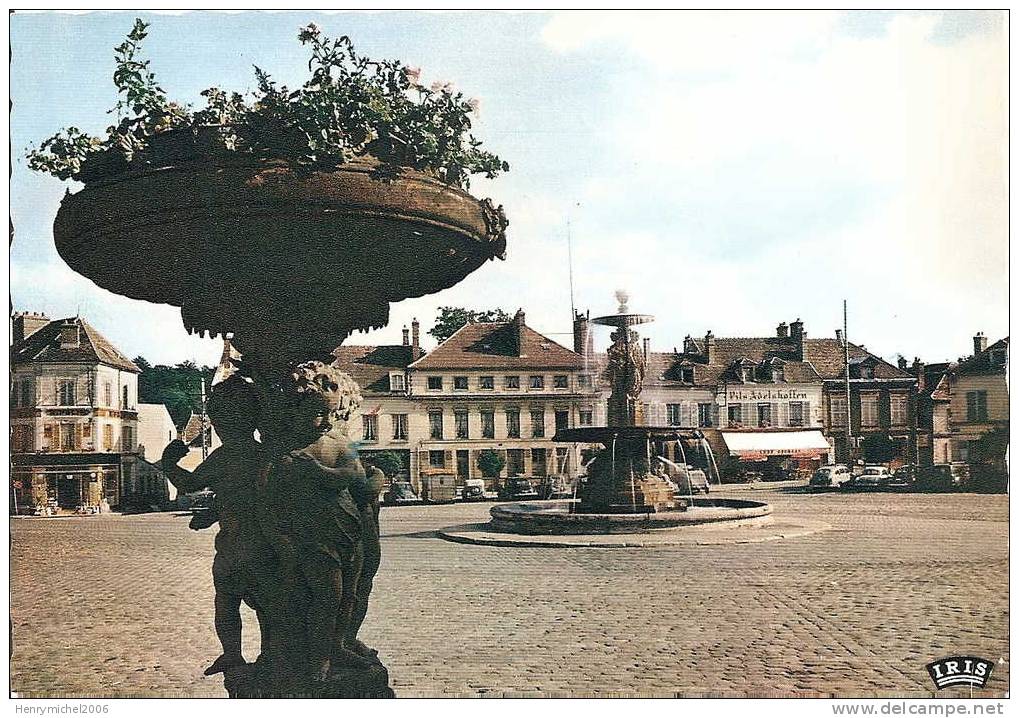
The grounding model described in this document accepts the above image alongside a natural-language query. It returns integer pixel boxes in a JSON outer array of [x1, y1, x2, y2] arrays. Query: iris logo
[[925, 656, 994, 690]]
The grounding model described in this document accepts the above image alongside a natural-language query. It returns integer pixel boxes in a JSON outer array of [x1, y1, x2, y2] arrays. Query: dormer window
[[679, 367, 694, 384], [742, 366, 755, 383], [59, 325, 80, 349], [389, 373, 406, 392]]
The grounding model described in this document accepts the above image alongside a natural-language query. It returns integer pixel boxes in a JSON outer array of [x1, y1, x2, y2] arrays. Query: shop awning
[[720, 430, 832, 461]]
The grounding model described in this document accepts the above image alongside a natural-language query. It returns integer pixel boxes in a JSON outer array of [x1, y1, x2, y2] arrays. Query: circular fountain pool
[[488, 497, 772, 536]]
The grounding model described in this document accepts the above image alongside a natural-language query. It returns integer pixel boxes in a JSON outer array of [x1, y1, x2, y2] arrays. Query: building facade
[[945, 335, 1008, 470], [637, 321, 830, 481], [333, 312, 601, 493], [11, 314, 142, 512]]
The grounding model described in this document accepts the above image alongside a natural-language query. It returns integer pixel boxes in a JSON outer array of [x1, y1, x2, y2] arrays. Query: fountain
[[485, 291, 772, 536]]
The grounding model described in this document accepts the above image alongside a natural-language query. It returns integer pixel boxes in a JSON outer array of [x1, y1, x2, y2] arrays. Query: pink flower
[[404, 66, 422, 84]]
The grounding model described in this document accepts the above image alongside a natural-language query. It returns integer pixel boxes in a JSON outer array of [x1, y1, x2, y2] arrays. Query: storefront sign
[[726, 388, 810, 402]]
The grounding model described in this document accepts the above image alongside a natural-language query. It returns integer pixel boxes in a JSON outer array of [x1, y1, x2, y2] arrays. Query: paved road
[[10, 488, 1009, 697]]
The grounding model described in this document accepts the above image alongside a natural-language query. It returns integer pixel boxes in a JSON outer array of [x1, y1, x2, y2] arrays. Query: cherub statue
[[160, 375, 274, 677], [259, 361, 383, 682]]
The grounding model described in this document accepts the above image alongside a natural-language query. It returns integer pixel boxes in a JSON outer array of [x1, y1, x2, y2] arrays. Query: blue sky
[[10, 10, 1007, 367]]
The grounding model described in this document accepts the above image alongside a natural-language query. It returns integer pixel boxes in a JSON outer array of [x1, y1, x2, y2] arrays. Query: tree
[[137, 361, 216, 428], [428, 306, 512, 343], [477, 449, 505, 478], [365, 451, 404, 479], [132, 355, 152, 372]]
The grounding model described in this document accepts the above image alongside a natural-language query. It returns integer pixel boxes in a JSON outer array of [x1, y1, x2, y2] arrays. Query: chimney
[[776, 321, 789, 338], [11, 311, 50, 346], [704, 330, 715, 363], [402, 325, 410, 346], [912, 357, 926, 392], [835, 328, 844, 345], [683, 335, 696, 354], [411, 318, 422, 359], [573, 310, 592, 357], [790, 318, 805, 360], [897, 356, 907, 370], [512, 309, 526, 357], [973, 332, 987, 355]]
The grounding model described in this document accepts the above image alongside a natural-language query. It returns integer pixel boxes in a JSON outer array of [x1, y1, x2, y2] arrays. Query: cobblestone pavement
[[10, 488, 1009, 698]]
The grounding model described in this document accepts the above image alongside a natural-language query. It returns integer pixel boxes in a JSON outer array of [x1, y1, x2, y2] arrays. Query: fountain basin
[[488, 498, 772, 536]]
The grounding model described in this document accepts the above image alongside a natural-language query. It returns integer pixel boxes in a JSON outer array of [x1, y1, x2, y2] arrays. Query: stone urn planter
[[54, 127, 508, 370]]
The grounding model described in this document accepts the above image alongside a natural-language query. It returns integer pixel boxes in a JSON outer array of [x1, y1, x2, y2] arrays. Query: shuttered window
[[890, 394, 908, 425], [860, 395, 879, 427], [966, 391, 988, 422]]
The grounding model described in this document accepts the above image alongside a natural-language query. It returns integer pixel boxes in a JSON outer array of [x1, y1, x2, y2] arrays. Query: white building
[[11, 314, 141, 512]]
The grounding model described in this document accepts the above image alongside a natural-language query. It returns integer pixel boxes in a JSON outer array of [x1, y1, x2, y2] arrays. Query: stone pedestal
[[224, 661, 394, 698]]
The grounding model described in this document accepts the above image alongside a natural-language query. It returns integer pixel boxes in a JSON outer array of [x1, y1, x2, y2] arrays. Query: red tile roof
[[11, 316, 140, 373], [408, 321, 584, 371], [332, 344, 419, 395]]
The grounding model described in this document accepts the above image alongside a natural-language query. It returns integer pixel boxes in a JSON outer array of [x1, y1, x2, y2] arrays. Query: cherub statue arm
[[286, 450, 363, 492], [160, 439, 215, 494]]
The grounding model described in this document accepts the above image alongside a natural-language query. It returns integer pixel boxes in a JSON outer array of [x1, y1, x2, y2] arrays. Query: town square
[[8, 9, 1009, 707]]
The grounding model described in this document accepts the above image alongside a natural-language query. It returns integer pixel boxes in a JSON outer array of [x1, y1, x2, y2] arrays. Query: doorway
[[456, 450, 470, 479]]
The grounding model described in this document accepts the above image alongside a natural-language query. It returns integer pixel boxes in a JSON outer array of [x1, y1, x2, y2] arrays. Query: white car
[[852, 465, 892, 488], [810, 464, 851, 488]]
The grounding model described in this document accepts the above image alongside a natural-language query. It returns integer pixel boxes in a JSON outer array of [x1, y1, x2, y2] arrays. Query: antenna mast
[[567, 217, 576, 322]]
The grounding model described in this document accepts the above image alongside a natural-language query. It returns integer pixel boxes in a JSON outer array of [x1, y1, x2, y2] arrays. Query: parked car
[[383, 481, 422, 506], [886, 464, 916, 488], [499, 478, 540, 501], [809, 464, 851, 488], [421, 472, 459, 503], [914, 464, 967, 493], [461, 478, 497, 502], [848, 465, 892, 488]]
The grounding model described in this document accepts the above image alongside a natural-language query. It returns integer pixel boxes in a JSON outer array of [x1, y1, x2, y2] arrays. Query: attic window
[[742, 367, 755, 383], [389, 373, 406, 392], [59, 325, 80, 349], [680, 367, 694, 384]]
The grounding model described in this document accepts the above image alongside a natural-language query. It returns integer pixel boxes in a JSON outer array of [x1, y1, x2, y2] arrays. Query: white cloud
[[539, 11, 1007, 360]]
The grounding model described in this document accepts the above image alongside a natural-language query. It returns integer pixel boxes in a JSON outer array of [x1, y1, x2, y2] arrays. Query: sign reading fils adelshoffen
[[925, 656, 994, 690]]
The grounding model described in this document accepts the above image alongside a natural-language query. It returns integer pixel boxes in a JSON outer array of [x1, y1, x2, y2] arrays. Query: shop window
[[728, 405, 743, 427], [506, 449, 525, 476]]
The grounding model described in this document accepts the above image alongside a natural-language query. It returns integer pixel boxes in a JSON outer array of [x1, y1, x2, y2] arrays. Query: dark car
[[886, 464, 916, 488], [499, 478, 540, 501], [914, 464, 966, 493], [383, 481, 422, 506], [461, 483, 486, 502]]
